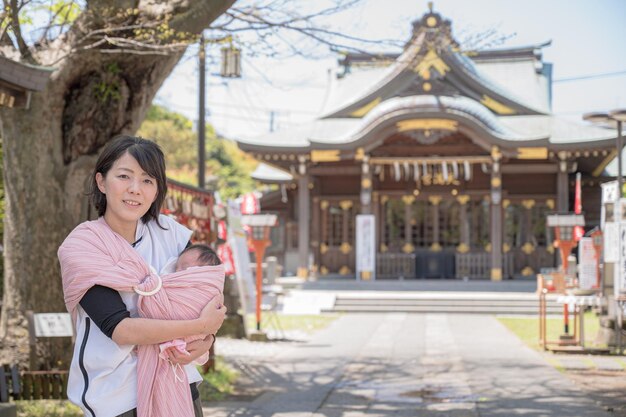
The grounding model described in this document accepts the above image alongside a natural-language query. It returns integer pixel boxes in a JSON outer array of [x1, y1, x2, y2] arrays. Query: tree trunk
[[0, 0, 236, 368]]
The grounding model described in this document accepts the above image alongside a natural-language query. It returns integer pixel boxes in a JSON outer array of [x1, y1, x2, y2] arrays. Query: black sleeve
[[79, 285, 131, 339]]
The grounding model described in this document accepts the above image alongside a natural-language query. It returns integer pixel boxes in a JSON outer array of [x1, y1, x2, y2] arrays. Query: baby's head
[[176, 244, 222, 272]]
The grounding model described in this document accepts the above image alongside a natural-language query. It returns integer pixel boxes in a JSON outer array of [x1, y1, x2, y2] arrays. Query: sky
[[155, 0, 626, 141]]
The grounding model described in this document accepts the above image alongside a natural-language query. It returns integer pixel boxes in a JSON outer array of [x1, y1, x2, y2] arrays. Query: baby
[[159, 244, 223, 370], [175, 243, 222, 272]]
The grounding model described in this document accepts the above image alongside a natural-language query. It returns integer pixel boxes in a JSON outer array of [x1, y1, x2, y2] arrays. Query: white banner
[[578, 237, 597, 290], [227, 201, 256, 322], [604, 222, 619, 262], [356, 215, 376, 281], [34, 313, 73, 337]]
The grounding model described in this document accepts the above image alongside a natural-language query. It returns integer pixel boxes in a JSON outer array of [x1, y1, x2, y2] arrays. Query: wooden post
[[297, 159, 310, 278], [25, 310, 38, 371], [490, 150, 503, 281], [557, 154, 569, 212]]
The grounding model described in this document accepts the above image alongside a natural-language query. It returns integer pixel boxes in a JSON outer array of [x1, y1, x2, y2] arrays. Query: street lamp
[[583, 109, 626, 195], [547, 213, 585, 342], [241, 214, 277, 335]]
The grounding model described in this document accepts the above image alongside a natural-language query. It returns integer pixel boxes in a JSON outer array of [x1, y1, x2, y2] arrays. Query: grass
[[197, 356, 239, 402], [245, 313, 340, 335], [15, 400, 82, 417], [497, 310, 602, 351], [13, 359, 239, 416]]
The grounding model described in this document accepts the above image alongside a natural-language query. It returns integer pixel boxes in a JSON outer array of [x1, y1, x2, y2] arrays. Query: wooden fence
[[0, 365, 68, 401]]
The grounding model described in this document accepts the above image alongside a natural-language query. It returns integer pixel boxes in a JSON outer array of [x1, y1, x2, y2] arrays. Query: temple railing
[[455, 252, 514, 279], [376, 253, 416, 279]]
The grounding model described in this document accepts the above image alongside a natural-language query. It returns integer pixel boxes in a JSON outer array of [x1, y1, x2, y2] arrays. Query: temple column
[[490, 146, 503, 281], [457, 195, 470, 253], [297, 158, 310, 278], [311, 195, 320, 278], [402, 196, 415, 253], [557, 152, 569, 212], [360, 155, 373, 214], [428, 195, 442, 251]]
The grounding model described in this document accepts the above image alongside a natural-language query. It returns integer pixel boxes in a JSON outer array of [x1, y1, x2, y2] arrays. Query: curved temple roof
[[235, 9, 616, 156]]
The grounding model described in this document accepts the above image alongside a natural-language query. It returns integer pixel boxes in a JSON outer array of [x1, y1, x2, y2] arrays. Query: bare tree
[[0, 0, 379, 367]]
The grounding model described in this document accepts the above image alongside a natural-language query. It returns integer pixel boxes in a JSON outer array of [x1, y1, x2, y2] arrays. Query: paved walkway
[[204, 313, 614, 417]]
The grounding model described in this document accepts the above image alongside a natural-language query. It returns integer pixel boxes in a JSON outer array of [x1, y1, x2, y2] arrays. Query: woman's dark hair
[[89, 135, 167, 226]]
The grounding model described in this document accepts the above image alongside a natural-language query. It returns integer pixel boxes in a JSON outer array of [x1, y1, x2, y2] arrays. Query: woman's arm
[[111, 296, 226, 346], [80, 286, 226, 346]]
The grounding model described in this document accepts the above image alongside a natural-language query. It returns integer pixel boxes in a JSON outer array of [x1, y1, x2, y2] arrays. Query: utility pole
[[269, 110, 275, 133], [198, 34, 206, 189]]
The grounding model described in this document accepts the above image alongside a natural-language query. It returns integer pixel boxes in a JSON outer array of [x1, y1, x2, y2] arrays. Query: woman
[[59, 136, 225, 417]]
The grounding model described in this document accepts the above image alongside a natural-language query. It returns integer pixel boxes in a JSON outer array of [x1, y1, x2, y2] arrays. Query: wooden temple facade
[[236, 8, 617, 280]]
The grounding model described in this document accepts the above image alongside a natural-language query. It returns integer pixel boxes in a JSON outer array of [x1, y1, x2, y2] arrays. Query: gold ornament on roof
[[350, 97, 382, 117], [481, 95, 516, 115], [414, 49, 450, 79], [396, 119, 457, 132]]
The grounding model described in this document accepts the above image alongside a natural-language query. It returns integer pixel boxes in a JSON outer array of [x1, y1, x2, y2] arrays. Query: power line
[[206, 100, 317, 115], [553, 70, 626, 83]]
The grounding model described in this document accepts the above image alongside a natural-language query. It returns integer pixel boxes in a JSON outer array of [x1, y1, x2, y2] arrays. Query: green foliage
[[16, 400, 82, 417], [245, 313, 340, 334], [197, 357, 239, 402], [39, 1, 81, 26], [93, 63, 122, 103], [138, 104, 257, 200]]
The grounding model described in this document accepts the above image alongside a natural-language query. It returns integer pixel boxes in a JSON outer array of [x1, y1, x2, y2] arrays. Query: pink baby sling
[[58, 217, 225, 417]]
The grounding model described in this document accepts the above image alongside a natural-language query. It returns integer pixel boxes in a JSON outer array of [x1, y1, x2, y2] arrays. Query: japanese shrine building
[[235, 9, 616, 281]]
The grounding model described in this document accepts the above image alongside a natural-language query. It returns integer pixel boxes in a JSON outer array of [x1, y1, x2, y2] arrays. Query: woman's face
[[95, 151, 158, 231]]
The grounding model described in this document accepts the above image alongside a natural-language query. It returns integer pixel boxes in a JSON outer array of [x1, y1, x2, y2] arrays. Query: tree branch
[[8, 0, 32, 60]]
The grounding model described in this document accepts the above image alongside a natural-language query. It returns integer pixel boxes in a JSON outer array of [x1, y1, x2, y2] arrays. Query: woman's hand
[[169, 335, 215, 365], [196, 295, 226, 335]]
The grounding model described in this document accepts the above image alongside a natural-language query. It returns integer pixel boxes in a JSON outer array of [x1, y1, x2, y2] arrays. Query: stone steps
[[325, 292, 563, 315]]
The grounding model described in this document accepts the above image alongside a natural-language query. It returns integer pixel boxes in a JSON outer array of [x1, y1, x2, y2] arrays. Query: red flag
[[217, 243, 235, 276], [574, 172, 584, 241]]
